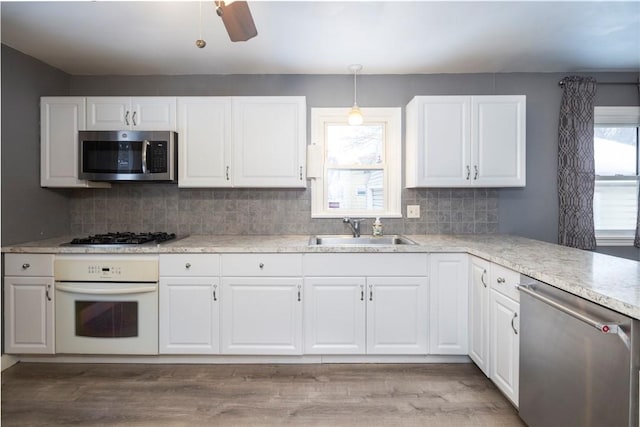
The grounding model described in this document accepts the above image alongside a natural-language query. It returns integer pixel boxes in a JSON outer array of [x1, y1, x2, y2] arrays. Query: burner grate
[[70, 232, 176, 245]]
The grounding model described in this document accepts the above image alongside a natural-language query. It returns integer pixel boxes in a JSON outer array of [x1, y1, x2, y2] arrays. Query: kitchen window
[[310, 108, 401, 218], [593, 107, 640, 246]]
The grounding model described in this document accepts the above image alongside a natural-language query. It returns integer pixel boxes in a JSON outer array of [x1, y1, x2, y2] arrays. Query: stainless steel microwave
[[79, 130, 177, 182]]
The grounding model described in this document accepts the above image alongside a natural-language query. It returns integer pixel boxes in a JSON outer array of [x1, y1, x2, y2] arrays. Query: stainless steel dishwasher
[[518, 278, 639, 427]]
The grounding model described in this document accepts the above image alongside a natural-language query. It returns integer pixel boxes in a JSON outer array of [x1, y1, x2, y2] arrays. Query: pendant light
[[348, 64, 363, 126]]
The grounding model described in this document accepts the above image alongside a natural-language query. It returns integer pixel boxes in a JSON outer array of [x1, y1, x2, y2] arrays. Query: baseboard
[[1, 354, 19, 371]]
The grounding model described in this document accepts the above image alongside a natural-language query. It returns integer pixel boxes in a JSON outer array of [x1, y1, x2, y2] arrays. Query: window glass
[[326, 124, 384, 166], [594, 127, 637, 175], [592, 112, 640, 243], [327, 169, 384, 211]]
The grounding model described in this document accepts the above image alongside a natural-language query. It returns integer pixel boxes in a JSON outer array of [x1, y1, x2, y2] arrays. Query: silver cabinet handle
[[297, 284, 301, 302], [125, 110, 130, 126], [213, 284, 218, 301], [481, 269, 487, 288], [22, 263, 30, 270], [497, 277, 506, 284], [369, 284, 373, 301], [259, 263, 264, 269], [226, 166, 230, 181], [46, 284, 52, 302], [511, 312, 518, 335], [185, 263, 191, 269], [474, 165, 478, 180], [132, 111, 137, 126], [466, 165, 470, 180], [299, 166, 303, 180]]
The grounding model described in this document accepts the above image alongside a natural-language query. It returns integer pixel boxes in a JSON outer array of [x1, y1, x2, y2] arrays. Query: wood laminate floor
[[2, 362, 525, 426]]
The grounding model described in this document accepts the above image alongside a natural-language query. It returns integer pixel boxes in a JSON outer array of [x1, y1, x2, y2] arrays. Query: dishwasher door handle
[[518, 284, 621, 335]]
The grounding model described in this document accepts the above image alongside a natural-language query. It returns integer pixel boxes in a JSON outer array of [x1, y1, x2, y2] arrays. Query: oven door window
[[75, 301, 138, 338]]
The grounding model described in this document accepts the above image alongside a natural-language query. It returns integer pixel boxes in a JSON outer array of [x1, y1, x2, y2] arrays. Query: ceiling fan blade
[[216, 1, 258, 42]]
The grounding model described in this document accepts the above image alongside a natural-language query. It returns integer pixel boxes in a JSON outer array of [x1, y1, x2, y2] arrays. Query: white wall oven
[[55, 255, 158, 355]]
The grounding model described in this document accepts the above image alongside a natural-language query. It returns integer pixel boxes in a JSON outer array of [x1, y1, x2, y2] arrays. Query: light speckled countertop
[[4, 234, 640, 320]]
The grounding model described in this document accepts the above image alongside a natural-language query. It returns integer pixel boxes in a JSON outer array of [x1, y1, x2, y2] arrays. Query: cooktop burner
[[69, 232, 177, 245]]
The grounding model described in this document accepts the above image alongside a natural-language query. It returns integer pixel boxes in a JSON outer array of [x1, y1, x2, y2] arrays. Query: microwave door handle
[[141, 140, 150, 174]]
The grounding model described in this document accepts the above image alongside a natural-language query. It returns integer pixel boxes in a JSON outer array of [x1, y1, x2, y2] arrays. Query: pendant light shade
[[348, 64, 363, 126]]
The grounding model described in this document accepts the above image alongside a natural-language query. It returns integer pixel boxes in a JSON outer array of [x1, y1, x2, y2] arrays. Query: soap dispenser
[[372, 217, 383, 236]]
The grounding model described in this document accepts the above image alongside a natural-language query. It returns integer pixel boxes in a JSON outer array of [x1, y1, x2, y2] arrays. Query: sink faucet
[[343, 217, 365, 237]]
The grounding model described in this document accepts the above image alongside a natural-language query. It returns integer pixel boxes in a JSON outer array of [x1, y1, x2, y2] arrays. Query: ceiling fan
[[196, 0, 258, 48]]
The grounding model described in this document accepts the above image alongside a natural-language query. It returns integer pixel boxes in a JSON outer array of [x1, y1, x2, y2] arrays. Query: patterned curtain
[[558, 76, 598, 250]]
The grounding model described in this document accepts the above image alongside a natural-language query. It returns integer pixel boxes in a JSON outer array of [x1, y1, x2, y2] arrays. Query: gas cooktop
[[68, 232, 177, 246]]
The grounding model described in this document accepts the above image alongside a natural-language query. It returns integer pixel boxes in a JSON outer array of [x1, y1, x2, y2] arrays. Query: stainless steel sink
[[308, 235, 418, 246]]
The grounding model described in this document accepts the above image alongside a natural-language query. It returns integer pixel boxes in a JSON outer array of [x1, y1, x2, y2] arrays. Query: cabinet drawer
[[4, 254, 54, 276], [304, 254, 428, 276], [222, 254, 302, 276], [160, 254, 220, 276], [490, 264, 520, 302]]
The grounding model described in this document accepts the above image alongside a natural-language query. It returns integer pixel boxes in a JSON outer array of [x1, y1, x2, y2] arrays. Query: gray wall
[[1, 45, 71, 245], [69, 72, 640, 242], [2, 45, 638, 245]]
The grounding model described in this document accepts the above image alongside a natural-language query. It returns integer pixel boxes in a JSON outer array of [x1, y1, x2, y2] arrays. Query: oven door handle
[[56, 283, 157, 295]]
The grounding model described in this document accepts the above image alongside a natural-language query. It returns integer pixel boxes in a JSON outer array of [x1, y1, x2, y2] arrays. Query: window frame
[[310, 107, 402, 218], [593, 106, 640, 246]]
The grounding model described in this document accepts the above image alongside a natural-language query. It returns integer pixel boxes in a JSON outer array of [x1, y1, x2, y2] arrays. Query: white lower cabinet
[[221, 254, 304, 355], [428, 254, 469, 355], [468, 256, 491, 375], [159, 277, 220, 354], [303, 254, 429, 355], [221, 277, 303, 355], [3, 254, 55, 354], [159, 254, 220, 354], [489, 289, 520, 406], [366, 277, 428, 354], [304, 277, 366, 354]]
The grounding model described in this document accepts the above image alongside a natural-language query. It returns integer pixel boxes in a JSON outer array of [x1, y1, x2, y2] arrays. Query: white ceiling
[[1, 1, 639, 76]]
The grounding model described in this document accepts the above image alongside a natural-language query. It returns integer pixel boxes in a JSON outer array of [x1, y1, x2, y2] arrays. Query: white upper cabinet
[[86, 97, 176, 131], [177, 96, 307, 188], [472, 96, 526, 187], [177, 97, 232, 187], [232, 97, 306, 188], [40, 97, 109, 188], [406, 95, 525, 188]]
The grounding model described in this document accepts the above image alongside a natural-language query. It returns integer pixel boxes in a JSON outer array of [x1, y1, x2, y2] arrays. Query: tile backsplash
[[70, 184, 498, 236]]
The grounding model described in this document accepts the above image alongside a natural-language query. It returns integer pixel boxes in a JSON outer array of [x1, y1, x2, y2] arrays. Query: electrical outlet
[[407, 205, 420, 218]]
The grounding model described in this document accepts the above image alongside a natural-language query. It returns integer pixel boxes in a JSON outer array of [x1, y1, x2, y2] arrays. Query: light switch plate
[[407, 205, 420, 218]]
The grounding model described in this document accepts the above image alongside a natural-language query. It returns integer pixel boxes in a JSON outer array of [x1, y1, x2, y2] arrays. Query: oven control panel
[[54, 255, 159, 282]]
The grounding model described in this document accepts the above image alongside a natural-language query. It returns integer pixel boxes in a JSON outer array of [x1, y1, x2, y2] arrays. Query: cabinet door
[[490, 289, 520, 406], [366, 277, 428, 354], [472, 96, 526, 187], [429, 254, 469, 355], [131, 97, 176, 131], [40, 97, 108, 188], [304, 277, 366, 354], [86, 97, 130, 130], [232, 97, 306, 188], [4, 277, 54, 354], [405, 96, 471, 187], [159, 277, 220, 354], [221, 277, 303, 355], [177, 97, 232, 187], [469, 256, 490, 375]]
